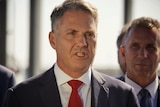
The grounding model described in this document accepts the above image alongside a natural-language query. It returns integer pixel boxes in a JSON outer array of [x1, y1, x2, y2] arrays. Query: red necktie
[[68, 80, 83, 107]]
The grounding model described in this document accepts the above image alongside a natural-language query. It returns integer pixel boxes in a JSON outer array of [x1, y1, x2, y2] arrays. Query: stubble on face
[[54, 10, 97, 78]]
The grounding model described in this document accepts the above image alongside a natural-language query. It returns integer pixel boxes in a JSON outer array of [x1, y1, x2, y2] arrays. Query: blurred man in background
[[119, 17, 160, 107]]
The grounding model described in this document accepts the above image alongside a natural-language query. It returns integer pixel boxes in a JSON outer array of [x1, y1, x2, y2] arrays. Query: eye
[[146, 44, 156, 50], [85, 31, 95, 38], [131, 43, 139, 49], [67, 30, 77, 36]]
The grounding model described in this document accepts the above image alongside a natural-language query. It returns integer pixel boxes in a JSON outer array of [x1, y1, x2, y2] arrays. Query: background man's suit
[[0, 65, 16, 107], [118, 76, 160, 107], [4, 66, 139, 107]]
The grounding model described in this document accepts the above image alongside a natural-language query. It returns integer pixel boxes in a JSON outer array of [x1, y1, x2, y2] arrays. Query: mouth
[[136, 64, 150, 67], [76, 52, 85, 57], [75, 52, 89, 59]]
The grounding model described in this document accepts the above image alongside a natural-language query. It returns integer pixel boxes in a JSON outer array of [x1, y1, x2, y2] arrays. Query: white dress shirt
[[125, 74, 159, 107], [54, 63, 91, 107]]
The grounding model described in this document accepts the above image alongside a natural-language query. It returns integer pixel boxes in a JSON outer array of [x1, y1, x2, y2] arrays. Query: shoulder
[[0, 65, 14, 77], [4, 66, 56, 106], [92, 69, 133, 90], [11, 66, 55, 92], [0, 65, 16, 94], [0, 65, 16, 85]]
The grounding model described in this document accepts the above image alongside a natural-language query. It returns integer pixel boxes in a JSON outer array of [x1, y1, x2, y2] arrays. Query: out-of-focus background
[[0, 0, 160, 83]]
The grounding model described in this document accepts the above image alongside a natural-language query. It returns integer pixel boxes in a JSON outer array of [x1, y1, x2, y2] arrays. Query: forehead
[[127, 27, 158, 44], [59, 10, 96, 29]]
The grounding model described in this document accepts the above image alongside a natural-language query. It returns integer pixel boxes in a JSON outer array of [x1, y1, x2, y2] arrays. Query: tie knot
[[139, 89, 151, 97], [68, 80, 83, 89]]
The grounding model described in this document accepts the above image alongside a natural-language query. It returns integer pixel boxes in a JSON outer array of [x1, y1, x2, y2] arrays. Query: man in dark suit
[[0, 65, 16, 107], [4, 0, 139, 107], [118, 17, 160, 107]]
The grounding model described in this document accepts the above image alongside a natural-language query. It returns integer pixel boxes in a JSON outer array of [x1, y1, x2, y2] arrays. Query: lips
[[136, 64, 149, 66], [135, 59, 151, 66]]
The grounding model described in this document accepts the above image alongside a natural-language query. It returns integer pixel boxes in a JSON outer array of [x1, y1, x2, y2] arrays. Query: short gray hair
[[126, 17, 160, 46], [50, 0, 98, 31]]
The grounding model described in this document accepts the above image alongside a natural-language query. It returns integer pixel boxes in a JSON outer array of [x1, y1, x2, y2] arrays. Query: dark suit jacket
[[4, 66, 139, 107], [117, 75, 160, 107], [0, 65, 16, 107]]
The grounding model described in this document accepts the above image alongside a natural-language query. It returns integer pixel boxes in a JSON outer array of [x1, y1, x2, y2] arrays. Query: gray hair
[[125, 17, 160, 46], [50, 0, 98, 31]]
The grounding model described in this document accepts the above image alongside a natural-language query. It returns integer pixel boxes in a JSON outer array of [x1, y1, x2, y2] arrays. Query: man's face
[[49, 10, 97, 78], [123, 27, 160, 83]]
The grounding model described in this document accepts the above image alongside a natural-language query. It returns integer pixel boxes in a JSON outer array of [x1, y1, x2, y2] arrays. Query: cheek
[[125, 53, 134, 64], [90, 42, 97, 54], [89, 39, 96, 47], [149, 52, 159, 61], [158, 53, 160, 62], [152, 56, 160, 65], [119, 53, 125, 63]]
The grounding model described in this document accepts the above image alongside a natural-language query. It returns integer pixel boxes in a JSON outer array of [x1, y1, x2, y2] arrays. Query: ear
[[120, 45, 125, 56], [49, 32, 56, 49]]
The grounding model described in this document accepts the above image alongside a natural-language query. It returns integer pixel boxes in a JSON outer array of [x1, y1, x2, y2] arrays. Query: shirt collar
[[54, 63, 91, 86], [125, 74, 159, 99]]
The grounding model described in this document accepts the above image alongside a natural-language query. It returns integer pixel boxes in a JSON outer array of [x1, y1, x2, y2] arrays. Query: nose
[[138, 48, 148, 59], [76, 35, 88, 47]]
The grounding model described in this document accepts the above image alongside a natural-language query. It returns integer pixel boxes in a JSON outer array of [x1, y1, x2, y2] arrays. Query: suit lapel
[[37, 67, 110, 107], [91, 70, 109, 107], [39, 66, 62, 107]]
